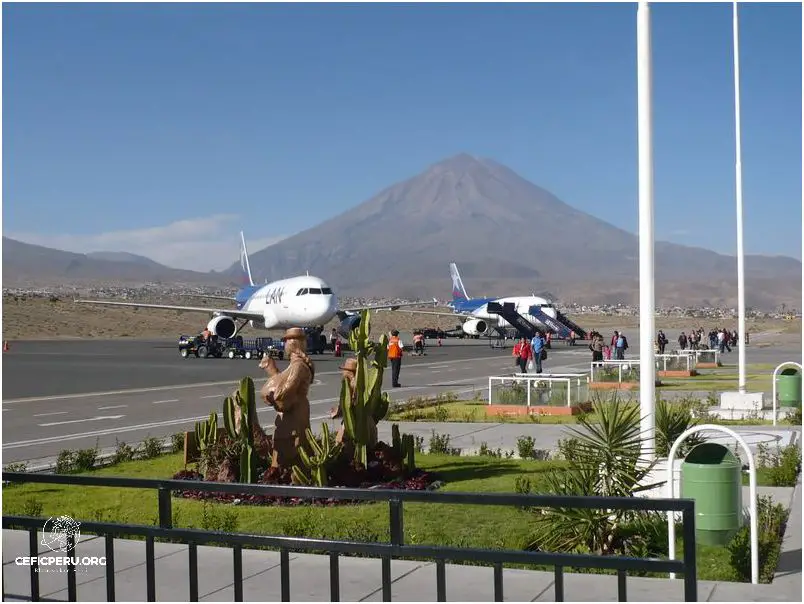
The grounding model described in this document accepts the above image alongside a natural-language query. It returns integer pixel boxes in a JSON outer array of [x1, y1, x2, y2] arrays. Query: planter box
[[658, 370, 699, 378], [486, 403, 592, 417], [590, 381, 639, 390], [697, 362, 722, 369]]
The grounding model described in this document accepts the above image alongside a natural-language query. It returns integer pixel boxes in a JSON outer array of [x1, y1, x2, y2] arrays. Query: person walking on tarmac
[[513, 337, 531, 373], [531, 332, 546, 374], [388, 330, 404, 387]]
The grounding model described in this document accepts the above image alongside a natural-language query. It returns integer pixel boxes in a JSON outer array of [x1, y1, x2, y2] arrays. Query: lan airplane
[[76, 233, 429, 339], [406, 263, 560, 337]]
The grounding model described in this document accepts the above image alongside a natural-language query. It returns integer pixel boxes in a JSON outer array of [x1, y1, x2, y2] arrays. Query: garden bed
[[486, 403, 592, 417], [658, 370, 698, 378]]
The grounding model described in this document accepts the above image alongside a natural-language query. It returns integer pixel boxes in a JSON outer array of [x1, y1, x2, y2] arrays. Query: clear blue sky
[[3, 1, 801, 271]]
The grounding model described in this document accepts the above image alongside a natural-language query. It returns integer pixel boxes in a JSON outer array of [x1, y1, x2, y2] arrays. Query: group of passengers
[[512, 332, 548, 374]]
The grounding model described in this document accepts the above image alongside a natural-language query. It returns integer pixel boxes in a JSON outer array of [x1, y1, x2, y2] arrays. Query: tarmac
[[1, 332, 802, 601]]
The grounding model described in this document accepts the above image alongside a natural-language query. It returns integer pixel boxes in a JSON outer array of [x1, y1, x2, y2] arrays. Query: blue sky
[[3, 1, 801, 271]]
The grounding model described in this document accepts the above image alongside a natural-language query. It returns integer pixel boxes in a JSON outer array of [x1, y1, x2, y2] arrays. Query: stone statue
[[259, 327, 315, 469]]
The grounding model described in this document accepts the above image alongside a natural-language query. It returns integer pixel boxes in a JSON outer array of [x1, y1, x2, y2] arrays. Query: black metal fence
[[2, 472, 697, 602]]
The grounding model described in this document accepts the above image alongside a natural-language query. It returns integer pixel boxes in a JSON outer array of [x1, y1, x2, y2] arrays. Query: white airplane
[[403, 263, 586, 338], [75, 233, 432, 339]]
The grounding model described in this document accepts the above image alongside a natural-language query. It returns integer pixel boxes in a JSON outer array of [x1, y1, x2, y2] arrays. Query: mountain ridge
[[226, 154, 800, 308]]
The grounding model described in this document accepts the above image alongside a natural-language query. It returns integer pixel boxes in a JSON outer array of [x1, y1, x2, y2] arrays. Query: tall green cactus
[[291, 423, 343, 486], [223, 377, 258, 483], [341, 310, 392, 466], [391, 423, 415, 472], [194, 412, 218, 452]]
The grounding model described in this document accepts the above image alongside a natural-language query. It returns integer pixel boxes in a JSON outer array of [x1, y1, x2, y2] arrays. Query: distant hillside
[[227, 154, 801, 309], [2, 237, 226, 286]]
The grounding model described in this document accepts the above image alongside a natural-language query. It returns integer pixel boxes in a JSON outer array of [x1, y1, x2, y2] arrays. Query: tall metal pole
[[733, 0, 747, 393], [637, 0, 656, 457]]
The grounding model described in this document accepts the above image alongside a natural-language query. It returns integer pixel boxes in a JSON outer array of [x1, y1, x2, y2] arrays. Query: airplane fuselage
[[232, 276, 338, 329], [463, 296, 557, 329]]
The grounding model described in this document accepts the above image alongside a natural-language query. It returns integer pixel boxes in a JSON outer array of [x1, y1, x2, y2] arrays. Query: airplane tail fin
[[449, 262, 470, 303], [239, 231, 255, 286]]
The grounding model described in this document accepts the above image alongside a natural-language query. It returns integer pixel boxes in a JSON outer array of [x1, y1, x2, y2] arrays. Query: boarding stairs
[[528, 305, 588, 340], [486, 302, 539, 340]]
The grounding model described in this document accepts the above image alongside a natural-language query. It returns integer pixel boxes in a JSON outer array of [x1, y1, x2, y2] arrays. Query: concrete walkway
[[1, 528, 799, 602]]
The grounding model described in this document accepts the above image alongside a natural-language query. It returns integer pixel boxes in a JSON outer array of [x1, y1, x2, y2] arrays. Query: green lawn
[[0, 452, 762, 582], [387, 400, 776, 426]]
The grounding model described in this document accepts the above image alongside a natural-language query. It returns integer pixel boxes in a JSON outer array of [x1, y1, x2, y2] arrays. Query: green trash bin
[[777, 368, 802, 408], [681, 442, 743, 546]]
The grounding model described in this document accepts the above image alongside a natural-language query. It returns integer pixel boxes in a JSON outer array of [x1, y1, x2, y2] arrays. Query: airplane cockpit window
[[308, 288, 322, 294], [296, 288, 309, 296], [322, 287, 333, 295]]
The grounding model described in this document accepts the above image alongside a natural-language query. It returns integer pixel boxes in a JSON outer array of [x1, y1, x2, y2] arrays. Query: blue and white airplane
[[406, 262, 561, 337], [76, 233, 429, 339]]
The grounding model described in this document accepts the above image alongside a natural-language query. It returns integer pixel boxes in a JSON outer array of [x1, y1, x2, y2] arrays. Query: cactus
[[391, 424, 416, 472], [402, 434, 415, 471], [222, 377, 258, 483], [291, 423, 343, 486], [194, 412, 218, 452], [340, 310, 392, 466]]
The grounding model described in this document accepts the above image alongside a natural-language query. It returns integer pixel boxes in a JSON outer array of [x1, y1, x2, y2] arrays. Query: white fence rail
[[673, 348, 721, 365], [488, 374, 589, 407], [589, 360, 651, 384], [655, 353, 696, 372]]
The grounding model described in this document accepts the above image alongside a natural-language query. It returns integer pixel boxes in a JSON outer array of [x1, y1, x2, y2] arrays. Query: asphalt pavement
[[1, 339, 598, 464], [2, 331, 800, 465]]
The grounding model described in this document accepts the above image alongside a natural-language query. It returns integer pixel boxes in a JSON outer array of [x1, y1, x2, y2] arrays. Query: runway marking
[[98, 405, 127, 410], [201, 394, 223, 399], [152, 399, 179, 405], [32, 411, 69, 418], [2, 354, 507, 404], [38, 415, 126, 427], [4, 375, 494, 451], [5, 402, 340, 449]]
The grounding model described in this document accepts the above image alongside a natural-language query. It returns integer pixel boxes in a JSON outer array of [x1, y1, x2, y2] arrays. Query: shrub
[[428, 431, 461, 456], [171, 433, 185, 453], [757, 443, 801, 487], [655, 397, 704, 458], [55, 443, 100, 474], [516, 436, 536, 459], [433, 404, 449, 423], [783, 407, 802, 426], [727, 495, 788, 583], [21, 498, 43, 517], [113, 440, 138, 464], [200, 502, 239, 533], [139, 436, 164, 460], [514, 475, 532, 495]]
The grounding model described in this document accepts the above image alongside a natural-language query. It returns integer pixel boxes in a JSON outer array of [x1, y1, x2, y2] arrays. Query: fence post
[[158, 486, 173, 529], [389, 498, 404, 546], [682, 505, 698, 601]]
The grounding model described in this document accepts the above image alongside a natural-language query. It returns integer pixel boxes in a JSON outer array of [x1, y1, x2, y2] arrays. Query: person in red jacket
[[514, 337, 531, 373]]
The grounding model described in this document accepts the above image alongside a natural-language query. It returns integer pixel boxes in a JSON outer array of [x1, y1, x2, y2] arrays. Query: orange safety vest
[[388, 336, 402, 359]]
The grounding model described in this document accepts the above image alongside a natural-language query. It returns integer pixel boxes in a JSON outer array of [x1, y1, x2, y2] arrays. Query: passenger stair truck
[[528, 305, 588, 341], [486, 302, 539, 340]]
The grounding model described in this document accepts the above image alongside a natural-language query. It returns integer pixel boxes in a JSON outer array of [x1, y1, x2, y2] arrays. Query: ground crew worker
[[202, 327, 211, 340], [388, 329, 404, 387], [413, 331, 425, 355]]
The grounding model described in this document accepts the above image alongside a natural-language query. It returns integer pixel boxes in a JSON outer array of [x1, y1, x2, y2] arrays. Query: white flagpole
[[733, 1, 747, 393], [637, 0, 656, 457]]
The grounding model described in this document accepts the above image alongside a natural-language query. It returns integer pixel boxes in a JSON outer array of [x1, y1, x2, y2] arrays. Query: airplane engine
[[462, 318, 487, 337], [337, 314, 362, 339], [207, 316, 237, 339]]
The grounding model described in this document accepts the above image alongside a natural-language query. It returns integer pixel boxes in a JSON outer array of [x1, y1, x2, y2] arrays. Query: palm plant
[[527, 395, 664, 556], [655, 397, 705, 458]]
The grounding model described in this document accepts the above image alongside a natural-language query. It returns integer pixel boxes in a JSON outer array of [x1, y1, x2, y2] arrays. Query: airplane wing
[[384, 308, 477, 320], [74, 300, 264, 321], [339, 299, 440, 313], [175, 293, 236, 301]]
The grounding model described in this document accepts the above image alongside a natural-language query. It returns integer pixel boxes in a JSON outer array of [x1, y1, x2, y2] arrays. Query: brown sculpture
[[259, 327, 315, 469]]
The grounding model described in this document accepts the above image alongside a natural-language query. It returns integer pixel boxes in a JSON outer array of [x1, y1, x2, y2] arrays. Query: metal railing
[[2, 472, 698, 602], [489, 374, 589, 407], [655, 354, 696, 373]]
